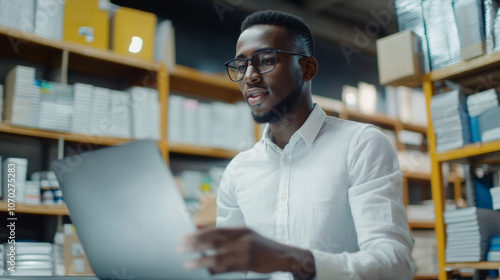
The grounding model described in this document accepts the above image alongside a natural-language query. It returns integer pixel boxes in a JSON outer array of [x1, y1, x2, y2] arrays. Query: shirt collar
[[260, 103, 327, 148]]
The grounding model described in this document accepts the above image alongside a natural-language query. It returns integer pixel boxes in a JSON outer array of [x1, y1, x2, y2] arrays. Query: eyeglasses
[[224, 49, 308, 82]]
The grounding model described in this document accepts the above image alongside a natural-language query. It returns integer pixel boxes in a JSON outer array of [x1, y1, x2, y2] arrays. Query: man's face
[[235, 25, 304, 123]]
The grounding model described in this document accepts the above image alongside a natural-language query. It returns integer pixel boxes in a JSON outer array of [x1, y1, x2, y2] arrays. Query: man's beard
[[251, 75, 304, 124]]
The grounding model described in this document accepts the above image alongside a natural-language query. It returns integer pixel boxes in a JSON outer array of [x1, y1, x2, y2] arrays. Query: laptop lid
[[52, 140, 210, 280]]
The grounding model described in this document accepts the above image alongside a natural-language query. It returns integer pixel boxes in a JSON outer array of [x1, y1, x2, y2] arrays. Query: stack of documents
[[422, 0, 461, 70], [411, 230, 438, 274], [2, 158, 28, 203], [4, 66, 40, 128], [395, 0, 431, 72], [38, 81, 73, 132], [484, 0, 500, 53], [0, 0, 35, 33], [34, 0, 64, 40], [453, 0, 485, 60], [71, 83, 94, 135], [491, 186, 500, 210], [109, 90, 131, 138], [130, 86, 160, 140], [467, 89, 500, 142], [5, 242, 53, 276], [444, 207, 500, 262], [167, 94, 184, 143], [479, 106, 500, 142], [89, 87, 110, 137], [431, 90, 471, 152]]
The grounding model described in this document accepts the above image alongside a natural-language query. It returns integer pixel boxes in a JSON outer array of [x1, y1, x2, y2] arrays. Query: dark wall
[[111, 0, 381, 101]]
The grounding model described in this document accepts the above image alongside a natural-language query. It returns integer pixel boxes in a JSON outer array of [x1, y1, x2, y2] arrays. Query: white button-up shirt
[[216, 104, 415, 280]]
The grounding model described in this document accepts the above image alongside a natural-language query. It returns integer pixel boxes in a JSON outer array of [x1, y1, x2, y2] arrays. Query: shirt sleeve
[[311, 126, 415, 280], [216, 164, 246, 228]]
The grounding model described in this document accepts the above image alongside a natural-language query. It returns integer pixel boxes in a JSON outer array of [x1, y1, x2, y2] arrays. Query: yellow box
[[63, 0, 109, 50], [111, 7, 156, 61]]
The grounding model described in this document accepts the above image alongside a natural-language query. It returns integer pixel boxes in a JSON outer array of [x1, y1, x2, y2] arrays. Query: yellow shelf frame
[[424, 50, 500, 280]]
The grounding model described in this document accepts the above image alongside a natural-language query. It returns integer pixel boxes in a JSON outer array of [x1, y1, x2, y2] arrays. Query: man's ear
[[300, 56, 318, 81]]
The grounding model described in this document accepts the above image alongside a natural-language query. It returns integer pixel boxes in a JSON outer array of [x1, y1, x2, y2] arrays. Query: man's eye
[[236, 64, 246, 72], [260, 57, 275, 65]]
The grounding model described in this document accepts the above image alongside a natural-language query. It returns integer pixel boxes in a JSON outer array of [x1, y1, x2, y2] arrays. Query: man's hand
[[178, 227, 316, 279]]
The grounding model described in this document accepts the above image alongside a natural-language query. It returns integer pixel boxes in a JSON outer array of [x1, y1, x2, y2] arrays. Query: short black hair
[[241, 10, 315, 56]]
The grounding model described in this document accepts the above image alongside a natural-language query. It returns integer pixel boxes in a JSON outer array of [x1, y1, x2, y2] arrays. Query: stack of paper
[[395, 0, 431, 72], [411, 230, 438, 274], [183, 98, 201, 144], [444, 207, 500, 262], [479, 106, 500, 142], [2, 158, 28, 203], [38, 81, 73, 132], [467, 89, 500, 142], [0, 0, 35, 33], [487, 235, 500, 261], [491, 186, 500, 210], [484, 0, 500, 54], [109, 90, 131, 138], [34, 0, 64, 40], [167, 94, 184, 143], [24, 180, 41, 205], [453, 0, 485, 60], [0, 84, 4, 122], [5, 242, 53, 276], [71, 83, 93, 135], [4, 66, 40, 128], [431, 90, 471, 152], [90, 87, 110, 137], [422, 0, 461, 70], [130, 87, 160, 140], [198, 101, 213, 147]]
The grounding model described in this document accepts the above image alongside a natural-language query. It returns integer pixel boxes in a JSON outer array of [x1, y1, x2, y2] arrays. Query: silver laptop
[[51, 140, 268, 280]]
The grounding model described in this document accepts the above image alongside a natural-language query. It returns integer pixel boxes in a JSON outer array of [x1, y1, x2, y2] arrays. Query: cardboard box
[[63, 224, 94, 276], [63, 0, 109, 50], [376, 30, 423, 87], [111, 7, 156, 61]]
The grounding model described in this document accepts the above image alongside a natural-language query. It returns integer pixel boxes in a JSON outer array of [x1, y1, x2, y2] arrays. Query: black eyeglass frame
[[224, 49, 309, 82]]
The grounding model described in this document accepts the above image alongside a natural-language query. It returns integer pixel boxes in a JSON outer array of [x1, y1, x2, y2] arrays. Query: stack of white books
[[444, 207, 500, 262], [5, 242, 53, 276], [411, 230, 438, 275], [109, 90, 131, 138], [0, 84, 4, 122], [167, 94, 184, 143], [431, 90, 471, 152], [167, 94, 254, 150], [491, 186, 500, 210], [24, 180, 41, 205], [130, 87, 160, 140], [2, 158, 28, 202], [71, 83, 93, 135], [421, 0, 461, 70], [34, 0, 64, 40], [0, 0, 35, 33], [89, 87, 110, 137], [38, 81, 73, 132], [467, 89, 500, 142], [4, 66, 40, 128]]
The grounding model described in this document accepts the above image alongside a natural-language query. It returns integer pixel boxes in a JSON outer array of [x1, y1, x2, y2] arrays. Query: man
[[179, 10, 415, 280]]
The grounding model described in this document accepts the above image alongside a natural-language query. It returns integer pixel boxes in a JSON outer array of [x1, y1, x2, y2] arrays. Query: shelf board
[[430, 51, 500, 82], [170, 65, 242, 103], [436, 140, 500, 163], [169, 142, 239, 158], [403, 122, 427, 135], [0, 200, 69, 216], [0, 25, 159, 72], [445, 262, 500, 270], [0, 123, 133, 146], [403, 171, 431, 181], [414, 273, 438, 280], [409, 221, 435, 229], [343, 109, 397, 128]]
